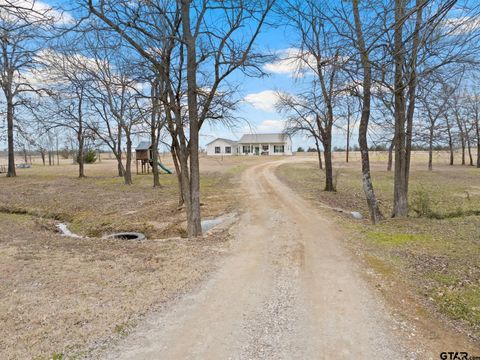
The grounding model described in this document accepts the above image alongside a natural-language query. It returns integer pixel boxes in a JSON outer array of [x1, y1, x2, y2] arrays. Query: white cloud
[[257, 119, 286, 132], [263, 48, 316, 78], [443, 16, 480, 35], [0, 0, 74, 25], [242, 119, 286, 133], [244, 90, 280, 112]]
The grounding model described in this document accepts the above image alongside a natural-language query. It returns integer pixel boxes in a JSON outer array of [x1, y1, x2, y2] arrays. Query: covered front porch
[[239, 143, 286, 155], [240, 143, 270, 155]]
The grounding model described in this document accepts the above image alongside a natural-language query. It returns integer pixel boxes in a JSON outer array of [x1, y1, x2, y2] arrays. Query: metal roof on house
[[206, 138, 238, 146], [135, 141, 151, 150], [238, 133, 288, 144]]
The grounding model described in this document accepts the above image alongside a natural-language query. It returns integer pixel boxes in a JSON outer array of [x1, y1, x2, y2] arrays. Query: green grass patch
[[434, 286, 480, 333], [429, 272, 460, 286], [114, 323, 129, 337], [366, 231, 432, 246], [364, 255, 395, 276]]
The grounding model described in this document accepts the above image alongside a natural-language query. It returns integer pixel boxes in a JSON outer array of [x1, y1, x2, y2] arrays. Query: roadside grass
[[0, 157, 244, 359], [0, 211, 231, 359], [0, 159, 235, 239], [276, 159, 480, 339]]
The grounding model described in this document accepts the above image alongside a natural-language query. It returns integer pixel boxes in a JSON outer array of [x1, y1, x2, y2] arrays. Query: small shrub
[[84, 149, 97, 164], [411, 189, 433, 217], [76, 149, 97, 164], [297, 147, 305, 152]]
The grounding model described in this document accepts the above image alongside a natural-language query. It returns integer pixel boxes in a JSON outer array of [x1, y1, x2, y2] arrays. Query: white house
[[206, 133, 292, 156], [205, 138, 239, 156]]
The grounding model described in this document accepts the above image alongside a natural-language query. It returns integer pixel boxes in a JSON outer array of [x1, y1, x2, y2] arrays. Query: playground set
[[135, 141, 173, 175]]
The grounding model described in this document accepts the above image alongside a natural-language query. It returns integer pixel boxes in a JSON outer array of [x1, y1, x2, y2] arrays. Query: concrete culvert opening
[[105, 232, 146, 241]]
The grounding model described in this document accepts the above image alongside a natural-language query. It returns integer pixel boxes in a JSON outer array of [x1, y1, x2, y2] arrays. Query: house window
[[274, 145, 284, 153], [225, 146, 231, 154], [243, 145, 250, 153], [215, 146, 221, 154], [262, 145, 269, 151]]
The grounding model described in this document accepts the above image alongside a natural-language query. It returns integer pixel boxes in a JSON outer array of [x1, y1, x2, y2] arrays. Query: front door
[[255, 146, 260, 155]]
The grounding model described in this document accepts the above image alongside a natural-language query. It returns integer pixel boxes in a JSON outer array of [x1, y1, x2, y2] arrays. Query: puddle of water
[[200, 213, 238, 233], [351, 211, 363, 220], [201, 218, 223, 232], [56, 223, 83, 238]]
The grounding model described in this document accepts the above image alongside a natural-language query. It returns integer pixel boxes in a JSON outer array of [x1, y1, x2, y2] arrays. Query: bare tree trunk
[[314, 137, 323, 170], [445, 115, 454, 165], [391, 0, 424, 216], [476, 116, 480, 168], [78, 134, 85, 178], [465, 123, 473, 166], [457, 115, 466, 165], [323, 136, 335, 191], [404, 0, 424, 199], [428, 126, 434, 171], [116, 154, 123, 177], [124, 133, 133, 185], [387, 137, 394, 171], [23, 147, 28, 164], [467, 137, 473, 166], [6, 97, 16, 177], [178, 151, 193, 225], [40, 150, 46, 165], [171, 144, 184, 206], [77, 89, 86, 178], [181, 0, 202, 237], [353, 0, 383, 223], [151, 82, 160, 187], [117, 124, 123, 177], [392, 0, 408, 218], [151, 141, 160, 187], [346, 115, 350, 163]]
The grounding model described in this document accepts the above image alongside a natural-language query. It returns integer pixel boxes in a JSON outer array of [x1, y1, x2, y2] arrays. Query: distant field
[[276, 152, 480, 341]]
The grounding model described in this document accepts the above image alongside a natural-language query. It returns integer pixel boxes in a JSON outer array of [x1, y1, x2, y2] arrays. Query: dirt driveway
[[101, 159, 475, 359]]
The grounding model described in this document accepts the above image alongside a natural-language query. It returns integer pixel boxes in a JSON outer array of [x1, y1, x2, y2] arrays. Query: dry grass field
[[1, 151, 479, 358], [276, 151, 480, 342], [0, 154, 268, 359]]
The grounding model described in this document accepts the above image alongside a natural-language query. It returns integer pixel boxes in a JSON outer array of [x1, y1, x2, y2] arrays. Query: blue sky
[[3, 0, 480, 153], [199, 23, 329, 151], [2, 1, 394, 153]]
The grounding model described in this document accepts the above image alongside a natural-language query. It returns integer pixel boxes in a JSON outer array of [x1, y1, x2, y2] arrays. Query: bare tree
[[277, 92, 330, 174], [147, 76, 166, 188], [79, 32, 147, 185], [37, 48, 93, 177], [417, 74, 452, 170], [280, 0, 346, 191], [349, 0, 385, 223], [85, 0, 274, 237], [0, 3, 55, 176], [465, 82, 480, 168], [390, 0, 478, 216]]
